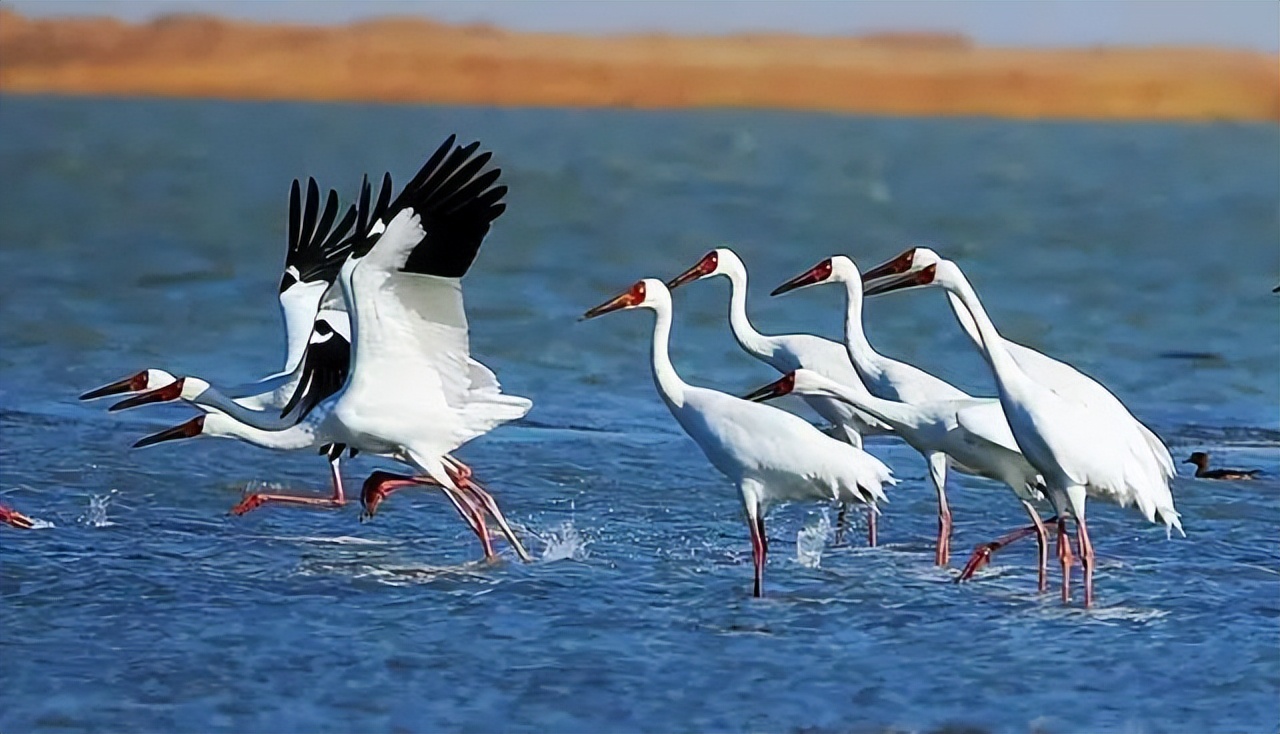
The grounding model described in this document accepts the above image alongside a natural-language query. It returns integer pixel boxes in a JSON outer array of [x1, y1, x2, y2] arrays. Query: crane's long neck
[[279, 280, 327, 373], [649, 301, 687, 408], [816, 378, 926, 432], [338, 259, 364, 380], [204, 411, 319, 451], [944, 291, 984, 350], [192, 386, 296, 430], [723, 268, 776, 362], [944, 272, 1035, 398], [839, 278, 883, 380]]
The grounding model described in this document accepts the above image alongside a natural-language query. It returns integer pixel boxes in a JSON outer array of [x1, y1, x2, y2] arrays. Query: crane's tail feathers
[[857, 478, 891, 508], [457, 394, 533, 442], [1138, 422, 1176, 480], [1160, 509, 1185, 539]]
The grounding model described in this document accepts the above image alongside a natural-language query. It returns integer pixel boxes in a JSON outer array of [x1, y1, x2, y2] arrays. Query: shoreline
[[2, 10, 1276, 122]]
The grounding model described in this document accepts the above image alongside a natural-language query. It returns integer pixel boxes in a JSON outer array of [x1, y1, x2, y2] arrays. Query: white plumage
[[772, 254, 974, 565], [880, 259, 1181, 607], [584, 278, 893, 598], [130, 136, 533, 560], [745, 368, 1060, 590], [863, 246, 1176, 485]]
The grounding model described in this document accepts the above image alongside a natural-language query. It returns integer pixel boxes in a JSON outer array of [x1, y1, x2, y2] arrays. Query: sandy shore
[[1, 10, 1276, 121]]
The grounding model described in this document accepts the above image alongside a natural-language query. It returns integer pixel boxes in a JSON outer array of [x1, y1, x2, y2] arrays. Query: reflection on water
[[0, 97, 1277, 733]]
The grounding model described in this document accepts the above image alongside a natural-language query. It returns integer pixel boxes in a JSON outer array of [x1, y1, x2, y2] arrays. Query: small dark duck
[[1184, 451, 1261, 480]]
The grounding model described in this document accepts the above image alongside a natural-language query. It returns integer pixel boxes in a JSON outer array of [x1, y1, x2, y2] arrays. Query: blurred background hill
[[1, 4, 1276, 121]]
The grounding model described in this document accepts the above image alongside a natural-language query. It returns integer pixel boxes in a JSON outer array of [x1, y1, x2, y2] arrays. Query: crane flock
[[51, 133, 1189, 607]]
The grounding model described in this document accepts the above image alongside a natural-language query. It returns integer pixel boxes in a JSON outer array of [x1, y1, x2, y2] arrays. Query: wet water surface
[[1, 98, 1278, 733]]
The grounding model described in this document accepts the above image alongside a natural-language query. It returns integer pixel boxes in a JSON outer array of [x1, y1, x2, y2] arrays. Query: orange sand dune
[[1, 9, 1276, 121]]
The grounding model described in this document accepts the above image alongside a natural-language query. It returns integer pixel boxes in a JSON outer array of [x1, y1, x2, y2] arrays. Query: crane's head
[[108, 376, 210, 412], [582, 278, 668, 319], [771, 255, 861, 296], [80, 369, 177, 401], [862, 263, 939, 297], [666, 247, 742, 290], [861, 247, 942, 281], [742, 371, 797, 403], [133, 415, 205, 448], [743, 369, 849, 404]]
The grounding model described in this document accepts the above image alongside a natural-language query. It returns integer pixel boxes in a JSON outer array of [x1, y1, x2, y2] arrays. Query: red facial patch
[[863, 249, 917, 281], [814, 259, 833, 282], [129, 371, 150, 391], [779, 371, 797, 395]]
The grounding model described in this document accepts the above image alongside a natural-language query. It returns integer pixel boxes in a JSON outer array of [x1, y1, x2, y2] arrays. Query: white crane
[[81, 177, 363, 512], [862, 246, 1175, 481], [862, 247, 1178, 580], [80, 177, 359, 408], [118, 315, 356, 515], [744, 369, 1057, 591], [772, 255, 971, 566], [582, 278, 894, 598], [132, 136, 534, 562], [875, 261, 1182, 607], [666, 247, 890, 546]]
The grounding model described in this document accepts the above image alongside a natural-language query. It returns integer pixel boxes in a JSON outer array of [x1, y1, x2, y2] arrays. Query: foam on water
[[297, 559, 497, 586], [795, 511, 833, 569], [262, 534, 389, 546], [535, 520, 589, 562], [78, 489, 118, 527]]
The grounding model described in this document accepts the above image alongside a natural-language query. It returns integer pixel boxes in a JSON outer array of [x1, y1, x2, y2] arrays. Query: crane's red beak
[[863, 263, 937, 297], [742, 372, 797, 403], [771, 258, 834, 296], [0, 503, 35, 529], [583, 281, 647, 319], [80, 370, 151, 400], [861, 249, 918, 282], [133, 415, 205, 448], [666, 250, 718, 290], [110, 378, 184, 412]]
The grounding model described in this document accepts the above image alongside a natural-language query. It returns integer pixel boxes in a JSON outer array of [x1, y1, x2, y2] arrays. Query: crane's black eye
[[279, 272, 298, 293], [314, 321, 332, 336]]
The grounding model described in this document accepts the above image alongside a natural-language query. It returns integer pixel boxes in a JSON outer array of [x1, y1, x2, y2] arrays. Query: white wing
[[336, 140, 523, 457]]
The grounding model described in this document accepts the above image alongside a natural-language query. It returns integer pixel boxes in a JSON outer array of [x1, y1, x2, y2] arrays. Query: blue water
[[1, 97, 1277, 733]]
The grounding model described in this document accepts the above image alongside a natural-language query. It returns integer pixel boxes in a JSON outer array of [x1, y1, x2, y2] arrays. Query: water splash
[[796, 512, 833, 569], [78, 490, 118, 528], [537, 521, 589, 562], [297, 559, 495, 587]]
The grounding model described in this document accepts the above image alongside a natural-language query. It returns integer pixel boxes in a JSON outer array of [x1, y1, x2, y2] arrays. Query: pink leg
[[935, 505, 952, 566], [442, 486, 495, 560], [231, 459, 347, 516], [1057, 517, 1074, 604], [443, 458, 533, 562], [0, 503, 35, 529], [955, 512, 1056, 588], [1076, 515, 1095, 608], [359, 470, 435, 518], [359, 470, 496, 560], [955, 519, 1048, 583], [1029, 509, 1050, 593], [747, 513, 767, 598]]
